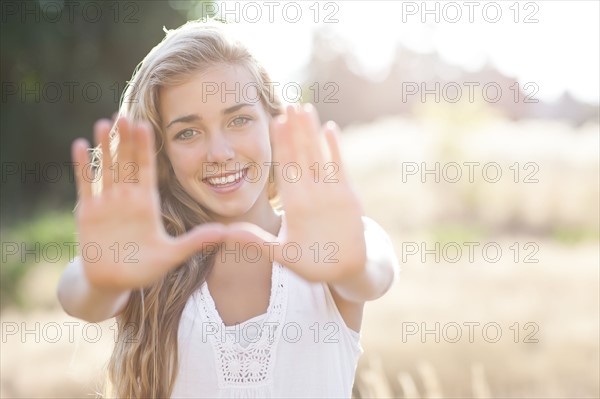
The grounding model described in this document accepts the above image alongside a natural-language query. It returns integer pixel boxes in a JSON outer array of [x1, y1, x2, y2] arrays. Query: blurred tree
[[0, 0, 215, 226], [304, 27, 599, 129]]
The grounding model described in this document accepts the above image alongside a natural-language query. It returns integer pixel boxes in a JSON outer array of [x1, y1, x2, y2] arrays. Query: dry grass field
[[1, 112, 598, 398], [347, 113, 599, 398]]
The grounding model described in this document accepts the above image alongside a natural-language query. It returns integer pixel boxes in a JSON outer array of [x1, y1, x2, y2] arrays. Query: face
[[159, 64, 273, 223]]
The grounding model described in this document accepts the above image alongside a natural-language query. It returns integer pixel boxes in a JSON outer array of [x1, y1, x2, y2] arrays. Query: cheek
[[260, 138, 272, 161], [254, 124, 273, 159], [249, 137, 272, 175], [166, 147, 201, 181]]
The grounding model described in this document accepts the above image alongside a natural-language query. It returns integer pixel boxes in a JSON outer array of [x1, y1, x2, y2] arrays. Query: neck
[[210, 194, 281, 237]]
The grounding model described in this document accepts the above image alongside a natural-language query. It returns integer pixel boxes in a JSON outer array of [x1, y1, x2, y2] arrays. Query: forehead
[[159, 64, 261, 121]]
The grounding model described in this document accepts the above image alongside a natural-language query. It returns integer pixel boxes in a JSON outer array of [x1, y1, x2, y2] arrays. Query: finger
[[302, 103, 331, 166], [323, 121, 347, 182], [171, 223, 228, 263], [116, 117, 134, 185], [94, 119, 114, 191], [283, 104, 303, 159], [300, 103, 323, 145], [287, 103, 321, 164], [136, 121, 157, 190], [72, 138, 93, 200], [271, 115, 294, 187], [271, 114, 290, 158], [225, 222, 283, 263]]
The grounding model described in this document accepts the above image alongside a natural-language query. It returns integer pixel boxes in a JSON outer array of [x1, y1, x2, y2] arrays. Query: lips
[[203, 168, 248, 187]]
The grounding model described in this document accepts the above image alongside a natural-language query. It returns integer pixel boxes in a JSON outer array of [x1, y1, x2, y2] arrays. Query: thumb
[[171, 223, 228, 261], [225, 222, 285, 266]]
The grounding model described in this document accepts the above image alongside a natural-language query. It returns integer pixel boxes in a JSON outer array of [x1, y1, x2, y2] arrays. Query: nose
[[206, 131, 235, 164]]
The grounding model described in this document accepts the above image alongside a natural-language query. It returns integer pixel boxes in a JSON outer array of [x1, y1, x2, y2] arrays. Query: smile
[[203, 168, 248, 188]]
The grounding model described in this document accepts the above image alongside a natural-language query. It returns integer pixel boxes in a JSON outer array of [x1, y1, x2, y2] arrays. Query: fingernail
[[94, 119, 111, 130], [286, 104, 297, 114], [275, 114, 286, 125], [325, 121, 338, 130]]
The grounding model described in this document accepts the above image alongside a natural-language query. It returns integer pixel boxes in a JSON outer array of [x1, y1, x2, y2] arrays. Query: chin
[[186, 179, 268, 222], [206, 204, 255, 222], [198, 192, 258, 218]]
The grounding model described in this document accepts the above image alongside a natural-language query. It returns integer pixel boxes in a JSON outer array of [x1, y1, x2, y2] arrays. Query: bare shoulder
[[328, 283, 365, 333]]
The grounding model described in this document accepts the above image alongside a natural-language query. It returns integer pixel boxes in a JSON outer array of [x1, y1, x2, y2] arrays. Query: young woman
[[57, 19, 399, 398]]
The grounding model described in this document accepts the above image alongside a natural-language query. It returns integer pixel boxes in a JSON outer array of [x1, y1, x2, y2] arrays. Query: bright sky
[[202, 0, 599, 104]]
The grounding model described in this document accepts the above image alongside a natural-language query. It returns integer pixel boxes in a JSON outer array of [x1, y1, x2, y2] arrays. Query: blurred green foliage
[[1, 210, 74, 309], [551, 227, 600, 245], [0, 0, 214, 226]]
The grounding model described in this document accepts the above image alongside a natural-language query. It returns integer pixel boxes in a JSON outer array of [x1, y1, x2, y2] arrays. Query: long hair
[[90, 19, 283, 398]]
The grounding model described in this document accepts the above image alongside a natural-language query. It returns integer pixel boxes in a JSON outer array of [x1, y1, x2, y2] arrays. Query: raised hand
[[72, 117, 226, 291], [229, 104, 367, 282]]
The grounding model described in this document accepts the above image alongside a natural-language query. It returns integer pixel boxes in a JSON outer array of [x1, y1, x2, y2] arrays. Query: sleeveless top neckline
[[194, 262, 289, 389]]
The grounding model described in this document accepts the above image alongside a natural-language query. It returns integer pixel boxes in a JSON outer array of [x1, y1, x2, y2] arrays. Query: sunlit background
[[1, 1, 598, 397]]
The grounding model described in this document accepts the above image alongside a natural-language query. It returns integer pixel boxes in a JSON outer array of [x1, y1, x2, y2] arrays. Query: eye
[[175, 129, 199, 141], [229, 116, 252, 128]]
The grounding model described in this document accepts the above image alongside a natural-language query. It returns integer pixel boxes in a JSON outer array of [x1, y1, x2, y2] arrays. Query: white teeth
[[207, 170, 244, 186]]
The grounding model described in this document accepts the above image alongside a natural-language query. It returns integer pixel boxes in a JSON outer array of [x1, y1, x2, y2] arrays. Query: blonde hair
[[93, 19, 283, 398]]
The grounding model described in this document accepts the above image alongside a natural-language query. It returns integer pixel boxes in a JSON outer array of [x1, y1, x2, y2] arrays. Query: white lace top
[[171, 217, 398, 398]]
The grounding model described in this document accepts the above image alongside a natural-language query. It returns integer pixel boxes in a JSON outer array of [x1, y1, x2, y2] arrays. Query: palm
[[72, 118, 225, 290]]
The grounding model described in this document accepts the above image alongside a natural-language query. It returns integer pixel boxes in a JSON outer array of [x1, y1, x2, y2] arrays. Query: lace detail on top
[[194, 262, 288, 390]]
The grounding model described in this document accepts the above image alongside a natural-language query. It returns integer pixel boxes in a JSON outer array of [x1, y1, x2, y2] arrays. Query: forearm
[[330, 217, 400, 303], [57, 256, 131, 323]]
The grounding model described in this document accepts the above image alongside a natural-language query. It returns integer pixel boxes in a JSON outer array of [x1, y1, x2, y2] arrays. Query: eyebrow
[[165, 103, 253, 130]]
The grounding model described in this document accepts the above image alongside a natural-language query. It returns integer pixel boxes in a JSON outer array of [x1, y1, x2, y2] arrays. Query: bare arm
[[329, 217, 400, 303], [57, 256, 131, 323]]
